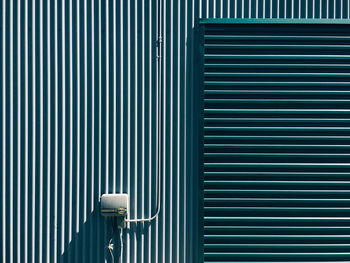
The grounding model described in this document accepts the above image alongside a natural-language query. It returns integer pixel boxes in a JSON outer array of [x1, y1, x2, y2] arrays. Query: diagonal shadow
[[60, 208, 152, 263]]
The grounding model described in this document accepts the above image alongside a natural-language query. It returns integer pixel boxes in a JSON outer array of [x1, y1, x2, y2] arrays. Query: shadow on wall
[[60, 209, 152, 263]]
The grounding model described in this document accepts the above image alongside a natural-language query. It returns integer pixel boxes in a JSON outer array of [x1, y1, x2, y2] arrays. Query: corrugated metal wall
[[0, 0, 349, 263]]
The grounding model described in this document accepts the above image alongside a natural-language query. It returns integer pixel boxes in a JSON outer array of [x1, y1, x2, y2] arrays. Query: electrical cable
[[107, 218, 116, 262], [124, 0, 163, 223], [119, 229, 123, 258], [106, 2, 163, 263]]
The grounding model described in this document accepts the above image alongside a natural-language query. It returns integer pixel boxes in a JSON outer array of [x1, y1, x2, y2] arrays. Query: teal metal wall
[[0, 0, 349, 262]]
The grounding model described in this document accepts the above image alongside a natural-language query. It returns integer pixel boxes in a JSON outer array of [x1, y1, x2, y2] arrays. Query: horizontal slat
[[204, 208, 350, 217], [204, 172, 350, 175], [202, 24, 350, 261], [205, 252, 350, 256], [204, 144, 350, 148], [205, 54, 350, 59], [204, 260, 349, 263], [204, 226, 350, 230], [203, 227, 350, 235], [204, 190, 350, 194], [205, 135, 350, 140], [204, 243, 350, 253], [205, 72, 350, 77], [205, 163, 350, 167], [205, 44, 350, 49], [204, 127, 350, 131], [204, 181, 350, 185], [205, 63, 350, 68], [204, 252, 350, 260], [204, 262, 350, 263], [205, 153, 350, 157], [204, 198, 350, 207], [204, 118, 350, 123], [203, 172, 350, 181], [204, 82, 350, 87], [204, 207, 350, 211], [204, 190, 350, 199], [205, 235, 350, 239], [205, 109, 350, 113], [205, 153, 350, 162], [204, 217, 350, 226], [204, 99, 350, 103], [204, 243, 350, 247], [205, 198, 350, 202], [205, 217, 350, 221], [204, 35, 350, 40]]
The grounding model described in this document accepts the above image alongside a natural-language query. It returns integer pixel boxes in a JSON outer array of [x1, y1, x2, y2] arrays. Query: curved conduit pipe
[[124, 0, 164, 223]]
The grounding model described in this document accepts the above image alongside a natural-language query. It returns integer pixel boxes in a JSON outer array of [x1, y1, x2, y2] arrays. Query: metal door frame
[[197, 18, 350, 263]]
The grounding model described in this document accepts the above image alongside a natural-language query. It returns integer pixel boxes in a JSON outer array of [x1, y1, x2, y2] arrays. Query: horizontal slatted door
[[203, 22, 350, 263]]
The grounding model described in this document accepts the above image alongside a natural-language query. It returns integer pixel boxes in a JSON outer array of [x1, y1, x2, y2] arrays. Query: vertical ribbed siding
[[0, 1, 349, 263]]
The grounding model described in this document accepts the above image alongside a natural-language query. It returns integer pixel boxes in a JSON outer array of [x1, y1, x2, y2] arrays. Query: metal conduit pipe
[[124, 0, 163, 223]]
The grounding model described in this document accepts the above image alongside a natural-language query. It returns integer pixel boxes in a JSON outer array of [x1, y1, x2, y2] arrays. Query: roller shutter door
[[201, 20, 350, 262]]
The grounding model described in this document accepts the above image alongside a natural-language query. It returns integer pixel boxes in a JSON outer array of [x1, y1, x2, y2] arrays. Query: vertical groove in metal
[[67, 0, 72, 257], [1, 1, 5, 262], [39, 0, 43, 261], [0, 0, 349, 262], [1, 1, 3, 259], [90, 0, 96, 261], [31, 0, 36, 262], [9, 1, 13, 263], [16, 0, 21, 261]]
